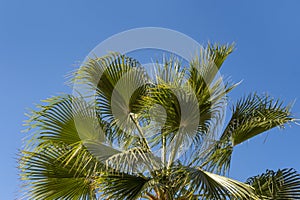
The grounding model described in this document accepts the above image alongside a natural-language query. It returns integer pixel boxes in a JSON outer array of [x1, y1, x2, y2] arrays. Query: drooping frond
[[97, 172, 150, 200], [246, 168, 300, 199], [20, 95, 112, 199], [179, 166, 258, 199]]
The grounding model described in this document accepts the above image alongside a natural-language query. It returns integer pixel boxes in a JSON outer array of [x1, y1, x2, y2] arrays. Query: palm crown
[[19, 44, 300, 199]]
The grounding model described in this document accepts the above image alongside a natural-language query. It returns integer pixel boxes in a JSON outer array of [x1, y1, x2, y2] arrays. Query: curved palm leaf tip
[[19, 43, 299, 199]]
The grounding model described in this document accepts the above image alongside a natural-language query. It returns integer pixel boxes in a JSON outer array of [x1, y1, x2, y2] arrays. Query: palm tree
[[19, 44, 300, 199]]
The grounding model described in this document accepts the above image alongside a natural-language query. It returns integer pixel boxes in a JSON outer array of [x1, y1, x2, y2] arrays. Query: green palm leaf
[[246, 168, 300, 199], [181, 166, 258, 199], [74, 53, 149, 142], [19, 144, 98, 200], [24, 95, 105, 146], [225, 93, 294, 146], [202, 93, 295, 175], [97, 172, 149, 200]]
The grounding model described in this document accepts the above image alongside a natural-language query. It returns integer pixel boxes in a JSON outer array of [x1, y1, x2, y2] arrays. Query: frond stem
[[129, 113, 151, 150]]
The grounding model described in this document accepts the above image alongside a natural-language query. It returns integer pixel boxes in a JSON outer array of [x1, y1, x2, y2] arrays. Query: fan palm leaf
[[202, 93, 295, 175], [19, 143, 98, 199], [246, 168, 300, 199]]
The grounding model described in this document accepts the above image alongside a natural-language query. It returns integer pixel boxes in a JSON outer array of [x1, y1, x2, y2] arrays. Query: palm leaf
[[223, 93, 294, 146], [180, 166, 258, 199], [188, 43, 235, 134], [105, 147, 162, 174], [246, 168, 300, 199], [74, 53, 149, 142], [19, 144, 98, 199], [97, 172, 150, 200], [190, 43, 234, 86], [202, 94, 295, 175], [199, 140, 233, 175], [24, 95, 104, 146]]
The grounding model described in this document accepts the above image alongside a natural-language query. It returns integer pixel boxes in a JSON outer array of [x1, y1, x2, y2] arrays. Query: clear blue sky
[[1, 1, 300, 199]]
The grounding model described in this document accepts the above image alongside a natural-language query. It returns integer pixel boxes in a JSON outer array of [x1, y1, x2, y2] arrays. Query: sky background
[[1, 0, 300, 199]]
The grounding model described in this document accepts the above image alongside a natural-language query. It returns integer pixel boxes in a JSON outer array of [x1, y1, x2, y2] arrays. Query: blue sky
[[1, 0, 300, 199]]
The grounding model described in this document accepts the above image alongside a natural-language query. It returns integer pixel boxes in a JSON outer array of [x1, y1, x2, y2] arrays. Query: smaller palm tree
[[19, 44, 300, 199]]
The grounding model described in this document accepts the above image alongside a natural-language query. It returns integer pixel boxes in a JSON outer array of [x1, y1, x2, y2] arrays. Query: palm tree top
[[19, 43, 300, 199]]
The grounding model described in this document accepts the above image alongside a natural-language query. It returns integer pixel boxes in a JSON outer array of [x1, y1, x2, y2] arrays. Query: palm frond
[[199, 140, 233, 175], [97, 172, 150, 200], [24, 95, 104, 147], [223, 93, 294, 146], [181, 166, 258, 199], [73, 53, 149, 142], [183, 44, 237, 169], [21, 95, 121, 191], [189, 43, 234, 86], [187, 44, 237, 144], [246, 168, 300, 199], [19, 144, 98, 199], [201, 94, 295, 175], [105, 147, 162, 174]]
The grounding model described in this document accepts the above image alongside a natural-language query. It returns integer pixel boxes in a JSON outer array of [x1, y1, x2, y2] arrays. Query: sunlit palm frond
[[246, 168, 300, 199], [184, 44, 237, 170], [187, 44, 237, 142], [178, 166, 258, 199], [74, 53, 149, 142], [189, 43, 234, 87], [19, 144, 98, 200], [223, 93, 294, 146], [24, 95, 104, 147], [105, 147, 162, 174], [201, 94, 295, 175], [21, 95, 116, 183], [207, 42, 235, 70], [143, 57, 187, 132]]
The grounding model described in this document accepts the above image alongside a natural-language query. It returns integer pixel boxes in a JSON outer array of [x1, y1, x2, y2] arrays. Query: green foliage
[[19, 144, 98, 199], [246, 168, 300, 199], [97, 172, 149, 200], [19, 44, 299, 199]]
